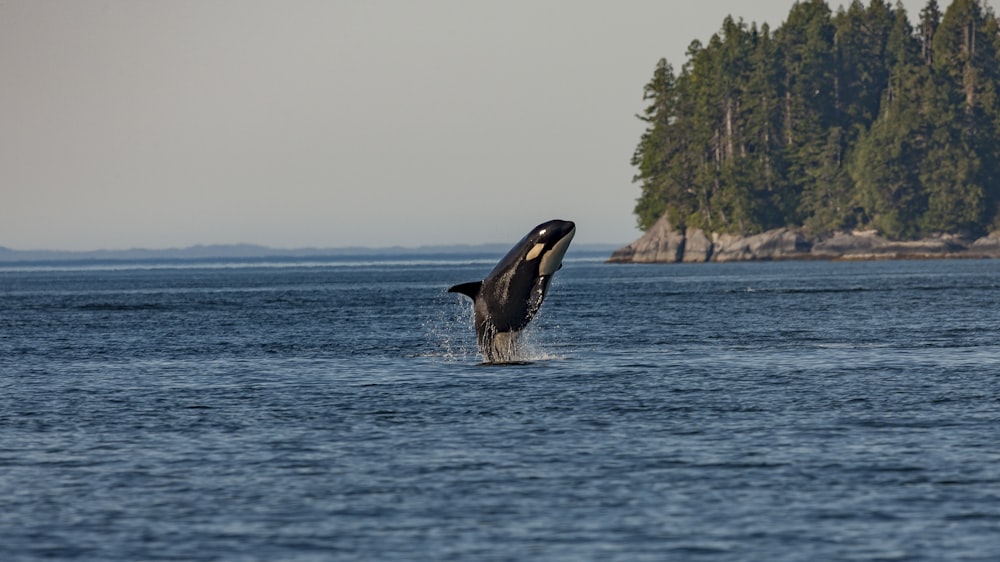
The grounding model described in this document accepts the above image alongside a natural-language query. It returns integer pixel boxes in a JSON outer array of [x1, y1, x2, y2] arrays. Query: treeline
[[632, 0, 1000, 239]]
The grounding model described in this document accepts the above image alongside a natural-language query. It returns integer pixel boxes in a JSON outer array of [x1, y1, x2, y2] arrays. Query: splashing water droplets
[[421, 290, 479, 361], [425, 290, 562, 364]]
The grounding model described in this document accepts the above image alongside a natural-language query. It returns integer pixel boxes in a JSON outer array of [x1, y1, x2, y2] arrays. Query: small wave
[[815, 342, 891, 349], [76, 303, 167, 311], [725, 286, 870, 295], [726, 283, 1000, 295]]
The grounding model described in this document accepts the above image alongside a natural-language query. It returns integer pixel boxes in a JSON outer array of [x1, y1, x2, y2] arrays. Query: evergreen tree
[[632, 58, 680, 230], [849, 2, 927, 238], [696, 17, 763, 233], [741, 23, 791, 230], [851, 65, 931, 238], [885, 0, 921, 102], [920, 0, 943, 65], [776, 0, 839, 231], [834, 0, 895, 129]]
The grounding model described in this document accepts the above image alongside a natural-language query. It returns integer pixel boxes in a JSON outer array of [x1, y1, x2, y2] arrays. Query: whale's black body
[[449, 219, 575, 363]]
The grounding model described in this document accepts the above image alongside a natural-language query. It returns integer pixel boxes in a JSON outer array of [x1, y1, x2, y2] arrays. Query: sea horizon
[[0, 241, 625, 264]]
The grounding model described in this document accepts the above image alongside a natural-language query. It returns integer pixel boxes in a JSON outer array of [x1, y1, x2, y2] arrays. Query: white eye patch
[[525, 243, 546, 261]]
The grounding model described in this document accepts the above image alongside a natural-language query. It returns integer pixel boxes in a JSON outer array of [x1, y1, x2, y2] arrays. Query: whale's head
[[513, 219, 576, 276]]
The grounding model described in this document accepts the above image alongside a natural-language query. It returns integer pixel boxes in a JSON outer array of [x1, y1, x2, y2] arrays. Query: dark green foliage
[[631, 0, 1000, 239]]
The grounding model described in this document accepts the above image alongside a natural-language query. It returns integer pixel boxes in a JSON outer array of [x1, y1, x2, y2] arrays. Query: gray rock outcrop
[[607, 213, 685, 263], [683, 228, 713, 263], [608, 216, 1000, 263], [712, 228, 811, 262]]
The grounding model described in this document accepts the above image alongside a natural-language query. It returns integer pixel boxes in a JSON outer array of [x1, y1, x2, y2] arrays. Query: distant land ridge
[[0, 243, 620, 263]]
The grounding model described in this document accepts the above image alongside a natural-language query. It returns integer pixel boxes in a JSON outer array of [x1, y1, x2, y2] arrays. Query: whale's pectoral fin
[[448, 281, 483, 300], [526, 276, 550, 317]]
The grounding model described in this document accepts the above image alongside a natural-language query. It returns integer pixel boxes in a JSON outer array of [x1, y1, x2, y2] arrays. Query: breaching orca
[[449, 219, 575, 363]]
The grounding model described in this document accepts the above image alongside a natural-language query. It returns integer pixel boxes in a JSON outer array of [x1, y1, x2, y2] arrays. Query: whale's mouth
[[539, 225, 575, 276]]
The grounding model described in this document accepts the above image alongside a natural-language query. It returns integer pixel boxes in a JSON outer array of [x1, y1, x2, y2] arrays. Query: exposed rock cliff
[[608, 214, 1000, 263]]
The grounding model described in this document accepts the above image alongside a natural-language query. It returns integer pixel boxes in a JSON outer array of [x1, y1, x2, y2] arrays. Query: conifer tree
[[742, 23, 791, 230], [849, 3, 928, 238], [632, 58, 680, 230], [920, 0, 943, 65], [776, 0, 838, 231]]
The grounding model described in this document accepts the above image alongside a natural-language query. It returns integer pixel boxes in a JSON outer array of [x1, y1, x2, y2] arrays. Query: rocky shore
[[608, 213, 1000, 263]]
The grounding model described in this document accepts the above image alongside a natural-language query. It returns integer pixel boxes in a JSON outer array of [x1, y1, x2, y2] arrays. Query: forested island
[[612, 0, 1000, 262]]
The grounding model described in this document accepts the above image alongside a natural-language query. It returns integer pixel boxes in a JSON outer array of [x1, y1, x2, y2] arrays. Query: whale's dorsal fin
[[448, 281, 482, 300]]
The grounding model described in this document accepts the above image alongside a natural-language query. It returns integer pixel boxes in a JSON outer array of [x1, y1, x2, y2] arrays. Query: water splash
[[421, 290, 479, 361], [512, 322, 566, 362], [424, 288, 566, 364]]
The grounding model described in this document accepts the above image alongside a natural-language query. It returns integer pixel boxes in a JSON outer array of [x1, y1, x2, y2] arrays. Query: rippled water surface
[[2, 257, 999, 560]]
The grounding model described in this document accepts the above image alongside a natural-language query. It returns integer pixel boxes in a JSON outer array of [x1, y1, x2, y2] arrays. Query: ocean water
[[2, 255, 999, 561]]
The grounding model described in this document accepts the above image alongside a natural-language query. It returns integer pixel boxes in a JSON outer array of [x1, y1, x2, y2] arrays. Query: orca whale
[[449, 219, 575, 363]]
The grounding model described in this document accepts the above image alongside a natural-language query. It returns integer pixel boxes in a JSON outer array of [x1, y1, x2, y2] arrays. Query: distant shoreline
[[0, 243, 622, 264]]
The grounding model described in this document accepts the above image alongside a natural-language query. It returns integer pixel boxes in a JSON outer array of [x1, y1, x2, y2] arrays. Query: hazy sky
[[1, 1, 958, 250]]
